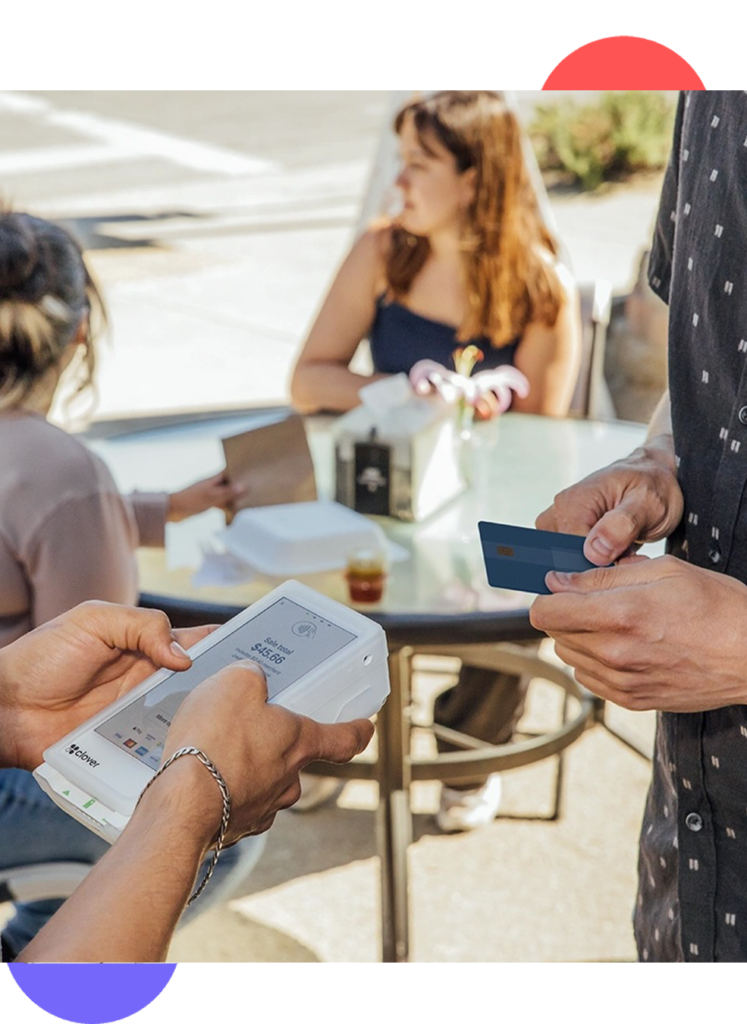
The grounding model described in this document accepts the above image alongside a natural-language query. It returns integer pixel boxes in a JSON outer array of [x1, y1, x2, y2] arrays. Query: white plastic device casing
[[33, 580, 389, 843]]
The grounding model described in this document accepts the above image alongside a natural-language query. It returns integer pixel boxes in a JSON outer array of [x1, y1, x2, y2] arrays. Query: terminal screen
[[95, 597, 356, 771]]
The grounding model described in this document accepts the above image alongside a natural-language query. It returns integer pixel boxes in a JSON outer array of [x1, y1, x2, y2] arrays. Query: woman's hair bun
[[0, 212, 43, 301], [0, 207, 106, 413]]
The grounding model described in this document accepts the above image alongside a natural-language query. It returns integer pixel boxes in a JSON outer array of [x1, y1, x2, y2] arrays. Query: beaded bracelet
[[135, 746, 231, 905]]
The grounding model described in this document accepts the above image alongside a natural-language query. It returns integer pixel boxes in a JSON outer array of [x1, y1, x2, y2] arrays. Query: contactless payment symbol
[[292, 621, 317, 639], [8, 964, 177, 1024]]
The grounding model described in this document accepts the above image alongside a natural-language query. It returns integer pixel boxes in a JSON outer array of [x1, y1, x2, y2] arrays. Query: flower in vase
[[452, 343, 484, 379], [407, 350, 529, 428], [452, 345, 484, 435]]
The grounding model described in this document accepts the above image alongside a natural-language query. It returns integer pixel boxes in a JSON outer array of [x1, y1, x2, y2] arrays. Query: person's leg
[[293, 646, 539, 822], [0, 768, 108, 958], [432, 641, 539, 831], [433, 664, 531, 751], [0, 768, 262, 957]]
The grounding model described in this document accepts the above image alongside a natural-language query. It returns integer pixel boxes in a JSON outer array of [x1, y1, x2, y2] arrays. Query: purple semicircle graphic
[[8, 964, 177, 1023]]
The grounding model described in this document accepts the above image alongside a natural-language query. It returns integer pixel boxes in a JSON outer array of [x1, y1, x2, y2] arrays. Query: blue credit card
[[478, 521, 604, 595]]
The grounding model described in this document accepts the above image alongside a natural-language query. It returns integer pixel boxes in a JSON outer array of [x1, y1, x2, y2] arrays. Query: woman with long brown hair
[[291, 91, 582, 830]]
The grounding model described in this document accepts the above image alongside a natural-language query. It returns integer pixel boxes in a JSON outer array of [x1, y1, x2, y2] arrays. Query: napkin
[[358, 373, 446, 434]]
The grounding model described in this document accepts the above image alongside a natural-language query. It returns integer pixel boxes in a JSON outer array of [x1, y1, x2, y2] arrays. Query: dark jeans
[[433, 641, 540, 785], [0, 767, 266, 958]]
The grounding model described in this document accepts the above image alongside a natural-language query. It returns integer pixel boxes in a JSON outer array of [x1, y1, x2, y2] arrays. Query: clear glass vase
[[455, 401, 476, 484]]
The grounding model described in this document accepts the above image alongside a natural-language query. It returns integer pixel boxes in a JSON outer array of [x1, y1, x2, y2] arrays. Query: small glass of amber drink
[[345, 547, 388, 604]]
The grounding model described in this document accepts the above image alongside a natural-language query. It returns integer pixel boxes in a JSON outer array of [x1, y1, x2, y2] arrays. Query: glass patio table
[[83, 407, 650, 961]]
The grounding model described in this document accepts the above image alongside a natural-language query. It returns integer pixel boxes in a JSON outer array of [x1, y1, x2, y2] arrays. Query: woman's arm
[[511, 264, 583, 417], [290, 228, 389, 414], [128, 474, 242, 548]]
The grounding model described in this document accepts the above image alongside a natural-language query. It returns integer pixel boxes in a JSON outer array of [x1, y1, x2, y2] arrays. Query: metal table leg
[[376, 646, 413, 962]]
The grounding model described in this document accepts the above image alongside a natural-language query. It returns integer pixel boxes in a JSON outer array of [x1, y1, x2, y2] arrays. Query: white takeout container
[[221, 499, 388, 576]]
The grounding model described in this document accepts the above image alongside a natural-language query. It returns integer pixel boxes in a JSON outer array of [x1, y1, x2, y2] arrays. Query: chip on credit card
[[478, 521, 608, 595]]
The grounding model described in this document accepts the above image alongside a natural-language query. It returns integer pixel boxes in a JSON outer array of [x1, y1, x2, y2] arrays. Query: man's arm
[[0, 603, 373, 962], [14, 658, 372, 963], [645, 388, 672, 442], [530, 392, 747, 713], [16, 758, 220, 962], [531, 553, 747, 714]]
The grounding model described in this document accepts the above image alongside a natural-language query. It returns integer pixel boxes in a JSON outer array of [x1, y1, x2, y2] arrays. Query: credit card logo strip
[[479, 521, 594, 552], [484, 540, 591, 570]]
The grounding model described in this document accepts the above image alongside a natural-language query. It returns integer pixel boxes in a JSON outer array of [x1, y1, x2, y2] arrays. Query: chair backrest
[[0, 862, 89, 904], [571, 278, 615, 419]]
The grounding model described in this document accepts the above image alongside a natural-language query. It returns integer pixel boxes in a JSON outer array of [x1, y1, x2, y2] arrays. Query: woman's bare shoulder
[[355, 221, 395, 260], [348, 221, 393, 295]]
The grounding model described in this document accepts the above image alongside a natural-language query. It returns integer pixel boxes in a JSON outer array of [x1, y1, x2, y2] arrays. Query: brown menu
[[221, 413, 317, 523]]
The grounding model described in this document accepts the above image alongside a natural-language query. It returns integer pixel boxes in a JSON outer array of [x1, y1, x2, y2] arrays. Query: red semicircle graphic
[[543, 36, 704, 89]]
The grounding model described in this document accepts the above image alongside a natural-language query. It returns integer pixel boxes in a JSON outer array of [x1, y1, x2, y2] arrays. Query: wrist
[[639, 432, 676, 474], [0, 658, 19, 769], [0, 717, 15, 769], [628, 434, 678, 482], [166, 492, 183, 523], [132, 756, 224, 856], [626, 433, 684, 536]]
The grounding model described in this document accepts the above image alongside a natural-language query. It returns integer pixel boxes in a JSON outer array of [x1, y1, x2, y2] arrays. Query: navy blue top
[[368, 295, 520, 375]]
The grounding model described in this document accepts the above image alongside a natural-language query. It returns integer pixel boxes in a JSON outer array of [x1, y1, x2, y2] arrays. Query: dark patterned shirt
[[638, 90, 747, 962]]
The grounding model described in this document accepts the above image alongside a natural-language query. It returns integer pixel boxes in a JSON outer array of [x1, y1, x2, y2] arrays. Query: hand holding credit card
[[478, 521, 612, 595]]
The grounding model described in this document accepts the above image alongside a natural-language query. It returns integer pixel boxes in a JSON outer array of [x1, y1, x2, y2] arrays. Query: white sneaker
[[290, 773, 344, 812], [436, 774, 503, 833]]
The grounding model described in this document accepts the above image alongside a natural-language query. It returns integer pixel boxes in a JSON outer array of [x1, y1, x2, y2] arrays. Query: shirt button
[[709, 541, 722, 565], [739, 406, 747, 425], [685, 812, 703, 832]]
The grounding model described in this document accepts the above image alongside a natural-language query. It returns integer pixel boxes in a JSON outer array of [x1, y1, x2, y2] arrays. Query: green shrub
[[529, 91, 676, 191]]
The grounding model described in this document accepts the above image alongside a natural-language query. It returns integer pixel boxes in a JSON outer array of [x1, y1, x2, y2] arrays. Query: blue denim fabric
[[0, 767, 265, 958]]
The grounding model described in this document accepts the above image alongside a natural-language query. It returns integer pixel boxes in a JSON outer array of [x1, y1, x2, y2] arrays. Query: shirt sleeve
[[124, 491, 169, 548], [647, 91, 687, 306]]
